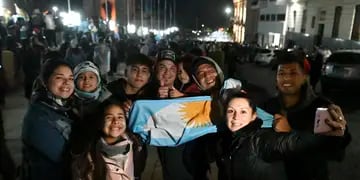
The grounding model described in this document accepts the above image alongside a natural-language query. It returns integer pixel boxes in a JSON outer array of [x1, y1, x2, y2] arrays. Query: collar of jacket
[[76, 86, 112, 103], [227, 119, 263, 155], [232, 118, 263, 139], [122, 78, 150, 100], [278, 82, 318, 113], [97, 136, 132, 158], [32, 88, 71, 114]]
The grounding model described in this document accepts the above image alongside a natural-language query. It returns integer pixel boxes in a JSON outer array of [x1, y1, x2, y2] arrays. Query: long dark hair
[[71, 98, 140, 180]]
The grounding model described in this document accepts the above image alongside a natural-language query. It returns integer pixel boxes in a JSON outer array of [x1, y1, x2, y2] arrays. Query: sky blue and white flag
[[128, 96, 274, 147]]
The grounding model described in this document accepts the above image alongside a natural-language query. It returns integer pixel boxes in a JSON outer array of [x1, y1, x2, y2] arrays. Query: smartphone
[[314, 108, 333, 134]]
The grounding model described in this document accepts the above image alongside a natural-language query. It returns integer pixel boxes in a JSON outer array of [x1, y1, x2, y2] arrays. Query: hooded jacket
[[191, 56, 225, 93], [261, 83, 352, 180]]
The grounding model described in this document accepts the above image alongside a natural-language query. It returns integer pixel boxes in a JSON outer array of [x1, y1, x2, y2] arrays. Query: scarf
[[97, 137, 130, 158]]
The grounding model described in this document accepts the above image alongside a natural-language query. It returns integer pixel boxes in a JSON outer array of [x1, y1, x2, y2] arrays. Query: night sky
[[52, 0, 233, 29], [176, 0, 233, 29]]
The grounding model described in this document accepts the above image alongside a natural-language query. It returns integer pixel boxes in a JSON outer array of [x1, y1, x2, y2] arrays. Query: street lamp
[[67, 0, 71, 13], [225, 7, 232, 15], [52, 6, 58, 13], [127, 24, 136, 34]]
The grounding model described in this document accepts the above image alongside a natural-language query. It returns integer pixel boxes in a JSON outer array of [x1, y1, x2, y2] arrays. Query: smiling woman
[[208, 89, 351, 180], [21, 59, 75, 180]]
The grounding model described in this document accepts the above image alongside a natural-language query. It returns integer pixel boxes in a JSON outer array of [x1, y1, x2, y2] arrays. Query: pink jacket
[[86, 137, 135, 180]]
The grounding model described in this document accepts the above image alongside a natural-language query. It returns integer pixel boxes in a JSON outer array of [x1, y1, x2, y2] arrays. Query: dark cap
[[275, 50, 308, 73], [157, 49, 176, 63], [126, 53, 154, 69]]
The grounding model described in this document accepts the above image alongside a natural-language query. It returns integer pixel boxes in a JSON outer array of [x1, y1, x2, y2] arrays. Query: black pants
[[45, 30, 56, 47]]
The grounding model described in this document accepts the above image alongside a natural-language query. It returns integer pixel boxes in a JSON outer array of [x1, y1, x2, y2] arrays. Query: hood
[[191, 56, 224, 91]]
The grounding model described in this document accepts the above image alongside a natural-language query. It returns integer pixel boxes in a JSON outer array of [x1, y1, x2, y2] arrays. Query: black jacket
[[261, 85, 352, 180], [214, 119, 350, 180], [107, 78, 155, 102]]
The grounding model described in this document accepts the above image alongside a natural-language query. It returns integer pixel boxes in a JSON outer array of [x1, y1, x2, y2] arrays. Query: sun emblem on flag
[[179, 100, 212, 128]]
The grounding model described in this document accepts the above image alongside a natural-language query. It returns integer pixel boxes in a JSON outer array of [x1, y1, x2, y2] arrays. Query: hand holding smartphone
[[314, 108, 333, 134]]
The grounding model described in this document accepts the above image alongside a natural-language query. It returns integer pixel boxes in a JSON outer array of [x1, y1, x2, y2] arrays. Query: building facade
[[287, 0, 360, 50], [233, 0, 246, 43], [253, 0, 306, 48], [246, 0, 360, 49], [233, 0, 261, 43]]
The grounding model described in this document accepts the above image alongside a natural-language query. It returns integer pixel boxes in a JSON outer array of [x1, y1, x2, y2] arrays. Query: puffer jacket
[[214, 119, 350, 180], [261, 84, 352, 180]]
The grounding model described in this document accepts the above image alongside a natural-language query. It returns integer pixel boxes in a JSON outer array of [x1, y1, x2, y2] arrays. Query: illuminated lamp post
[[67, 0, 71, 12]]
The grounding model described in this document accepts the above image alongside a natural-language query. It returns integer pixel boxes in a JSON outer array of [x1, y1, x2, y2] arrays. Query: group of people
[[19, 46, 351, 180]]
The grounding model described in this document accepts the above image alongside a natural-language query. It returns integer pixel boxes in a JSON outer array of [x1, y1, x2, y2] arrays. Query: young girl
[[72, 99, 140, 180]]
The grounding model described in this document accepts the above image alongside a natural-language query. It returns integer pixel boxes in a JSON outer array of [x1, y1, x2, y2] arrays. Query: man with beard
[[261, 50, 351, 180]]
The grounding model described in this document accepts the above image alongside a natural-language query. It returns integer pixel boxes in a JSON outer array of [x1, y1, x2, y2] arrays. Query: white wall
[[257, 0, 307, 35], [305, 0, 360, 40], [286, 2, 306, 33], [258, 22, 285, 34], [258, 1, 287, 34]]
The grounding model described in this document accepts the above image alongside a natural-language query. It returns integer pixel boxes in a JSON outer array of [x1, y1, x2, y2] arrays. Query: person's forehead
[[197, 63, 216, 71], [228, 98, 250, 107], [80, 71, 97, 75], [53, 66, 72, 75], [278, 63, 301, 71], [157, 60, 176, 67], [106, 105, 125, 113], [129, 64, 150, 69]]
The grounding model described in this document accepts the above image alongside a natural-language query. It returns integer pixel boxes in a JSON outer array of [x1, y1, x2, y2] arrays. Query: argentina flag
[[128, 96, 274, 147]]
